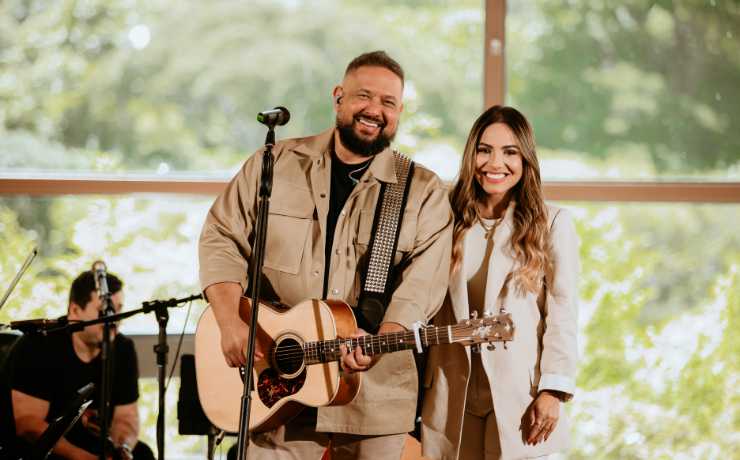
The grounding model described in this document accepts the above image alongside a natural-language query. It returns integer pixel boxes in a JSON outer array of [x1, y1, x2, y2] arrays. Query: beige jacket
[[421, 203, 579, 460], [199, 127, 453, 435]]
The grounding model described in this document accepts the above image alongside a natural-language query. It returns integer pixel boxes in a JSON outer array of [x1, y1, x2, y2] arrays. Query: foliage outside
[[1, 0, 738, 458]]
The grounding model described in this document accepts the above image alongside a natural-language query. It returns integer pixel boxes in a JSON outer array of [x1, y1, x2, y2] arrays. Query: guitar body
[[194, 297, 361, 433]]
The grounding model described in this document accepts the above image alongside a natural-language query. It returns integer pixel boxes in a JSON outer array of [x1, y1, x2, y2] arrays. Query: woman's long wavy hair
[[450, 105, 552, 294]]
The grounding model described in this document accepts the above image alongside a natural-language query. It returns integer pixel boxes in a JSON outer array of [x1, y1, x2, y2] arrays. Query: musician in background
[[10, 269, 154, 459], [199, 50, 452, 459]]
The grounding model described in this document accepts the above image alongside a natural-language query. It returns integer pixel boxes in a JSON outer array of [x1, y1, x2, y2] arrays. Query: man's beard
[[336, 116, 395, 158]]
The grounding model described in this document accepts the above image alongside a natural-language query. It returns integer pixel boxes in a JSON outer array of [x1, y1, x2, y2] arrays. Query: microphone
[[10, 317, 67, 334], [92, 260, 110, 299], [257, 106, 290, 126]]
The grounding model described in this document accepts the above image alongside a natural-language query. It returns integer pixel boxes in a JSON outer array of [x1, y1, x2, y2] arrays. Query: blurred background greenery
[[1, 0, 738, 458]]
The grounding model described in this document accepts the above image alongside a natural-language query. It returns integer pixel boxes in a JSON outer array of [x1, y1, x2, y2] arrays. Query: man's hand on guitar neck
[[205, 282, 269, 367], [339, 322, 406, 374]]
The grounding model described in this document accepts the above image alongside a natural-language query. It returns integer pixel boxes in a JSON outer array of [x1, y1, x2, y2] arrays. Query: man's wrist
[[378, 321, 406, 333]]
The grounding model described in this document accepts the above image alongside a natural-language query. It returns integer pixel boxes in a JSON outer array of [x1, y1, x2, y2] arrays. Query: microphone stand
[[141, 294, 203, 460], [0, 247, 37, 323], [98, 276, 115, 460], [22, 293, 203, 460], [235, 124, 277, 460]]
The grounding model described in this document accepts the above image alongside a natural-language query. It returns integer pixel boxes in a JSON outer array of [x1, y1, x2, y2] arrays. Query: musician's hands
[[80, 409, 100, 436], [206, 282, 271, 368], [76, 451, 98, 460], [221, 321, 272, 367], [339, 328, 371, 373], [220, 319, 254, 367], [115, 442, 134, 460], [524, 390, 561, 445], [339, 322, 406, 374]]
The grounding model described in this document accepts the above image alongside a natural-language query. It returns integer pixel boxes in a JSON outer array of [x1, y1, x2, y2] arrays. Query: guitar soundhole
[[274, 337, 304, 376], [256, 367, 306, 408]]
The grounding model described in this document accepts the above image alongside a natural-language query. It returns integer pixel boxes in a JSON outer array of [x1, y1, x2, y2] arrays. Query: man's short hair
[[68, 269, 123, 310], [345, 50, 404, 85]]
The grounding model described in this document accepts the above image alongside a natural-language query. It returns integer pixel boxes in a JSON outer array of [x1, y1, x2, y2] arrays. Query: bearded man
[[199, 50, 452, 460]]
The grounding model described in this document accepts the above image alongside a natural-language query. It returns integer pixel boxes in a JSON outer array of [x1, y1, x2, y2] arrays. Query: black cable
[[165, 298, 193, 391]]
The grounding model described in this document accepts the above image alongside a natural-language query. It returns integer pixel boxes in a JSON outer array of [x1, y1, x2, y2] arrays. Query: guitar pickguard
[[256, 367, 307, 408]]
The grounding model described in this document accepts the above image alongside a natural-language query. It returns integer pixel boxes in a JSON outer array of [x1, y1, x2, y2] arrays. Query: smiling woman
[[422, 105, 578, 460]]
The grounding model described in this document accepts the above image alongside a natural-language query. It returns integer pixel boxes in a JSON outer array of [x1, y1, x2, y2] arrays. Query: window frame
[[1, 1, 738, 378]]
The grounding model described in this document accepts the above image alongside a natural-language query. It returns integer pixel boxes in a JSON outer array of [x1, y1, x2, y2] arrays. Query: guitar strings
[[265, 323, 506, 362], [269, 323, 501, 359]]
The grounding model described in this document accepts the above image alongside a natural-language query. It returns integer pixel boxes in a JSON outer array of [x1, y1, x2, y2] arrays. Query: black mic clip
[[257, 106, 290, 127]]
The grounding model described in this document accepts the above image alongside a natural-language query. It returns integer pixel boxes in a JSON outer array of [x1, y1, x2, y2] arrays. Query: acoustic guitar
[[194, 297, 514, 433]]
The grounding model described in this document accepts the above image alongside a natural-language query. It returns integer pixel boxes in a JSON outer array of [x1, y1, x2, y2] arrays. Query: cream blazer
[[421, 203, 579, 460]]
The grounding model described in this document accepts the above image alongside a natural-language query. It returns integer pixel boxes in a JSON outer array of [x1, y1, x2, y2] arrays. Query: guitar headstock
[[450, 312, 515, 346]]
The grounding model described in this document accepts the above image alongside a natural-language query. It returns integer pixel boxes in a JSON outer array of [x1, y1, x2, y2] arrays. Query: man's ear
[[68, 302, 83, 319], [332, 86, 343, 107]]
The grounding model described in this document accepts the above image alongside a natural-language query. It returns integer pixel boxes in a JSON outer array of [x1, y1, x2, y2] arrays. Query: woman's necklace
[[475, 206, 503, 239]]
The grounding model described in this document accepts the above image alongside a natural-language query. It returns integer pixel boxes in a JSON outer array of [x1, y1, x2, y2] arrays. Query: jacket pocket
[[264, 184, 314, 275]]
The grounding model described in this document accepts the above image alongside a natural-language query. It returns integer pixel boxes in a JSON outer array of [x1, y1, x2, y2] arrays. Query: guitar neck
[[303, 326, 453, 365]]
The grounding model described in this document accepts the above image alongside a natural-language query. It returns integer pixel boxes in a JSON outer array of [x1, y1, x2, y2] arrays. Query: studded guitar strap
[[354, 150, 415, 333]]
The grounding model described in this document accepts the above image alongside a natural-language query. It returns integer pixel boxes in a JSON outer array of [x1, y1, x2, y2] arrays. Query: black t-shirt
[[323, 152, 373, 297], [10, 330, 139, 453]]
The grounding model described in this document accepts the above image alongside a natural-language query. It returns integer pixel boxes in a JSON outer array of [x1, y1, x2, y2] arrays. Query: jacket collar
[[449, 200, 517, 323], [291, 127, 397, 184]]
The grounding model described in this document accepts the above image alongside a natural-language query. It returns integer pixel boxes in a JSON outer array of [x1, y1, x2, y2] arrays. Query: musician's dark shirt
[[10, 329, 138, 454], [323, 152, 373, 298]]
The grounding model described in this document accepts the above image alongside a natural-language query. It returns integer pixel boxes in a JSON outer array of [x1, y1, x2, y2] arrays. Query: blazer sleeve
[[381, 171, 453, 329], [198, 148, 263, 296], [538, 208, 580, 399]]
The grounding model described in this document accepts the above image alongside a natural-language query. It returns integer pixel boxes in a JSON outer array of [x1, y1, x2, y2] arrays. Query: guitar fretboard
[[302, 327, 453, 365]]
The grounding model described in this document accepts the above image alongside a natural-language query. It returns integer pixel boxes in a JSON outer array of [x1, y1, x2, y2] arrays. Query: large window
[[0, 195, 209, 333], [0, 0, 484, 457], [1, 1, 738, 458], [0, 0, 482, 179], [569, 203, 738, 459], [507, 1, 740, 181]]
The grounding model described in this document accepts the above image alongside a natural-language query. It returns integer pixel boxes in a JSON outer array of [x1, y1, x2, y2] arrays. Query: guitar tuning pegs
[[470, 311, 478, 320], [484, 310, 493, 317], [486, 343, 496, 351], [503, 341, 508, 350]]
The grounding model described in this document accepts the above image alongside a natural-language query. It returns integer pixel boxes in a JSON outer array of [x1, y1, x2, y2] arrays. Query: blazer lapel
[[483, 203, 516, 314]]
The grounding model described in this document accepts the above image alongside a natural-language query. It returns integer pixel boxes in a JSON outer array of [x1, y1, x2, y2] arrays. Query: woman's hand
[[524, 390, 561, 445]]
